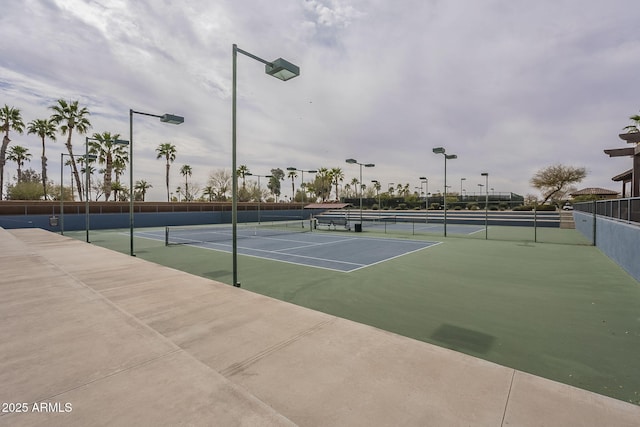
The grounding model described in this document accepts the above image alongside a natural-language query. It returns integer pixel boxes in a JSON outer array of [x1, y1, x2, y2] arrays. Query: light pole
[[460, 177, 466, 201], [371, 180, 381, 209], [420, 176, 428, 223], [245, 172, 272, 223], [233, 44, 300, 287], [433, 147, 457, 237], [129, 110, 184, 256], [287, 167, 317, 202], [60, 152, 96, 236], [345, 158, 374, 231], [481, 172, 489, 239]]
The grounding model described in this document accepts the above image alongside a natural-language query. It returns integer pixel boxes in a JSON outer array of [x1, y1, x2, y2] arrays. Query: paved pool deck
[[1, 228, 638, 426]]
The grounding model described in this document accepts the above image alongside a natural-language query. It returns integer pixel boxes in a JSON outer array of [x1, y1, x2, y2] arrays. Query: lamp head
[[419, 176, 427, 180], [481, 172, 488, 176], [308, 170, 318, 173], [345, 158, 357, 164], [432, 147, 445, 154], [266, 58, 300, 81], [286, 167, 297, 171], [446, 154, 457, 160], [364, 163, 375, 168], [114, 139, 130, 145], [160, 114, 185, 125]]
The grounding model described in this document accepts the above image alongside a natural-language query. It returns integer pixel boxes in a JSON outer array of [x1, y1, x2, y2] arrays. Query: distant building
[[570, 187, 619, 200]]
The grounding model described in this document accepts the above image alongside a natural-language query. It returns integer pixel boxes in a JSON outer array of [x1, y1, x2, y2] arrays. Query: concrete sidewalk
[[1, 228, 638, 426]]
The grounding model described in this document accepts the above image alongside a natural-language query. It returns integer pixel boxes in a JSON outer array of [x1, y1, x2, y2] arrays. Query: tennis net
[[165, 219, 311, 245]]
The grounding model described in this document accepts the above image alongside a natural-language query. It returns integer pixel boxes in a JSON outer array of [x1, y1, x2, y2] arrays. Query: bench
[[315, 216, 350, 230]]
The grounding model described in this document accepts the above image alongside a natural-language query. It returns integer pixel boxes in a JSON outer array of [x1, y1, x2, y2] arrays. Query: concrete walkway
[[1, 228, 638, 426]]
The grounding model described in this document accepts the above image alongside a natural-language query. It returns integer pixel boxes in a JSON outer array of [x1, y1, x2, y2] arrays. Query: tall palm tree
[[0, 105, 25, 199], [180, 164, 192, 201], [330, 167, 344, 201], [49, 99, 91, 201], [78, 157, 96, 201], [287, 169, 298, 201], [351, 177, 360, 198], [317, 167, 330, 201], [27, 118, 57, 199], [64, 158, 75, 200], [203, 185, 215, 202], [134, 180, 152, 201], [89, 131, 125, 202], [237, 164, 250, 189], [156, 143, 176, 202], [7, 145, 31, 182], [111, 181, 125, 201]]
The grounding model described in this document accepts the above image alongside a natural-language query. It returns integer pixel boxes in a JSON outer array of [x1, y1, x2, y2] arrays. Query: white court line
[[347, 242, 442, 272]]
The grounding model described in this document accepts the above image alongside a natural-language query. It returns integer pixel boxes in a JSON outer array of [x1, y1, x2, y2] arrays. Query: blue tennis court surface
[[135, 228, 440, 272]]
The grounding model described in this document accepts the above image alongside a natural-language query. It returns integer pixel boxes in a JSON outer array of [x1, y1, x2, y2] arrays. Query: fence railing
[[573, 197, 640, 224]]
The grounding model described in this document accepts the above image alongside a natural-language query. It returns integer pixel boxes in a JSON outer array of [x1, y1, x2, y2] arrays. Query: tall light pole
[[233, 44, 300, 287], [129, 110, 184, 256], [371, 180, 381, 209], [287, 167, 317, 202], [345, 158, 374, 231], [420, 176, 428, 223], [433, 147, 457, 237], [460, 177, 466, 201], [245, 172, 272, 223], [60, 152, 96, 236], [481, 172, 489, 239]]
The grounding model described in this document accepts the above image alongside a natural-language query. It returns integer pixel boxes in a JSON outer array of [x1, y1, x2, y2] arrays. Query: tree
[[27, 118, 57, 200], [135, 180, 152, 201], [203, 185, 215, 202], [78, 158, 97, 201], [530, 164, 586, 205], [50, 99, 92, 201], [330, 167, 344, 201], [89, 131, 126, 202], [287, 169, 297, 201], [7, 145, 32, 182], [0, 105, 25, 199], [111, 181, 126, 201], [237, 164, 250, 189], [156, 143, 176, 202], [623, 112, 640, 133], [7, 168, 45, 200], [180, 164, 192, 201], [208, 169, 231, 201], [268, 168, 285, 201]]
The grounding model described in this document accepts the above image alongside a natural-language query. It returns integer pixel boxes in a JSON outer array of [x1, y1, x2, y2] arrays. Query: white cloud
[[1, 0, 639, 201]]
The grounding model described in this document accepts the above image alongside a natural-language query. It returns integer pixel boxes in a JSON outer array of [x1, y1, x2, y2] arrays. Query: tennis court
[[68, 221, 640, 406], [135, 222, 440, 272]]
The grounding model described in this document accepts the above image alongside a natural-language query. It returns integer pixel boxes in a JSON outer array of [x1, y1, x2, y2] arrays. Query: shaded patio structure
[[604, 132, 640, 197]]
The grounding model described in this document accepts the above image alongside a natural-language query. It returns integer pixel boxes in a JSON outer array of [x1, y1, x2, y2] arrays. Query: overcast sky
[[2, 0, 639, 202]]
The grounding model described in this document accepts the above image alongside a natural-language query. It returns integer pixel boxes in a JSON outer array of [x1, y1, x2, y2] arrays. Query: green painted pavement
[[71, 227, 640, 405]]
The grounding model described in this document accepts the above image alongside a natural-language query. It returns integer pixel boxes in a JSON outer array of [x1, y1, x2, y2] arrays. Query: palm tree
[[0, 105, 25, 200], [351, 177, 360, 198], [176, 185, 182, 202], [89, 131, 126, 202], [7, 146, 31, 182], [330, 167, 344, 201], [49, 99, 92, 201], [237, 164, 250, 189], [156, 143, 176, 202], [180, 164, 193, 201], [317, 167, 330, 201], [134, 180, 152, 201], [111, 181, 125, 201], [623, 113, 640, 134], [27, 118, 57, 199], [287, 169, 298, 201], [203, 185, 215, 202], [78, 157, 96, 201]]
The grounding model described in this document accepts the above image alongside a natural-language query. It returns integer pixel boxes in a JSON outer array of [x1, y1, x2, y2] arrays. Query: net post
[[165, 226, 169, 246]]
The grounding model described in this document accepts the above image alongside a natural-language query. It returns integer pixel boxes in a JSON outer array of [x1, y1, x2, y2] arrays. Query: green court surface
[[69, 225, 640, 405]]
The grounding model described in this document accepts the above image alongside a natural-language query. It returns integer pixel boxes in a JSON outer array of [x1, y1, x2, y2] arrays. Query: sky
[[1, 0, 640, 202]]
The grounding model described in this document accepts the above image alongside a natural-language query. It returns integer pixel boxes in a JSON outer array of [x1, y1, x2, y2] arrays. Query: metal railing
[[574, 197, 640, 224]]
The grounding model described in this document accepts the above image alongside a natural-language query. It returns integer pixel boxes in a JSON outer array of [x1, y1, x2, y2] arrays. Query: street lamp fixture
[[419, 176, 429, 222], [129, 110, 184, 256], [481, 172, 489, 239], [233, 44, 300, 288], [345, 158, 374, 230], [287, 167, 317, 202], [433, 147, 457, 236]]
